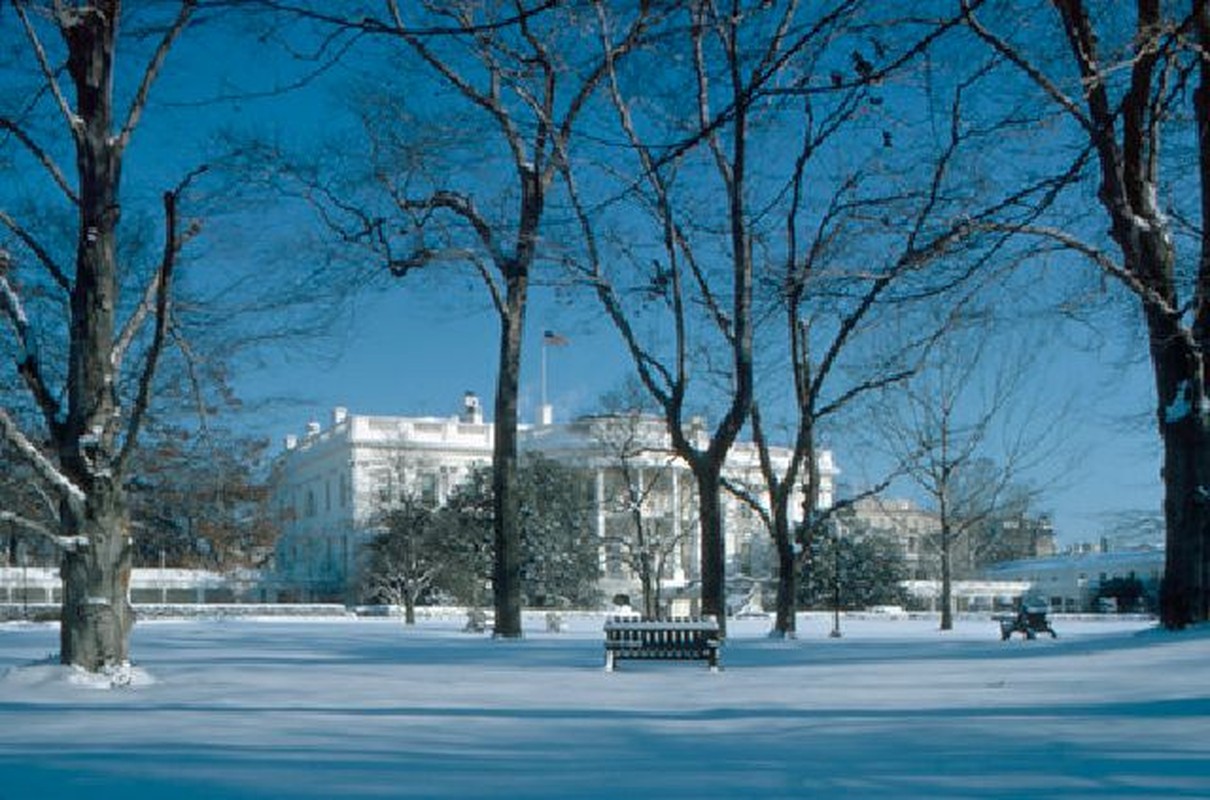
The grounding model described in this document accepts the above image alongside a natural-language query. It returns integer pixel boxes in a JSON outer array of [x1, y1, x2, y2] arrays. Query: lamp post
[[829, 522, 843, 638], [18, 541, 28, 621]]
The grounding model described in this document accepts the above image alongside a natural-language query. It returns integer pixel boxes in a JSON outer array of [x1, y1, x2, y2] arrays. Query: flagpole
[[540, 331, 566, 425]]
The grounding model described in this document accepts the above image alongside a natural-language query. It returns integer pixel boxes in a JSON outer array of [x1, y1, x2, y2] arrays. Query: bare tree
[[593, 383, 692, 618], [744, 79, 994, 637], [280, 2, 650, 637], [881, 325, 1057, 629], [961, 0, 1210, 627], [570, 1, 1013, 634], [0, 2, 197, 672], [567, 1, 811, 634]]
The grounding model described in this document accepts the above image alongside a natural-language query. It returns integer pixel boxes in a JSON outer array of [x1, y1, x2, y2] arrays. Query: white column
[[595, 468, 608, 575], [671, 465, 684, 581]]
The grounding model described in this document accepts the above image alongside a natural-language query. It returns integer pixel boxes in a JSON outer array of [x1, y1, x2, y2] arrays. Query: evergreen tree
[[799, 531, 908, 611]]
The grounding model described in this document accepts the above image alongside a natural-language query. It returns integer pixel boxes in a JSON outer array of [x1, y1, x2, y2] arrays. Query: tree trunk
[[58, 7, 132, 670], [1149, 315, 1210, 627], [1050, 0, 1210, 628], [693, 462, 727, 635], [59, 483, 133, 670], [491, 277, 527, 638], [639, 551, 656, 619], [628, 497, 656, 617], [939, 524, 954, 631], [404, 591, 417, 625], [771, 506, 796, 638]]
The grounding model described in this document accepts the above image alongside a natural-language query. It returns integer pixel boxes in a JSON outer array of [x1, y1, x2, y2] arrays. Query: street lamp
[[829, 522, 843, 638], [18, 541, 28, 621]]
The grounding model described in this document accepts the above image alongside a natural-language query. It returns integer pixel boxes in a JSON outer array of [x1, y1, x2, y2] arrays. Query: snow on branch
[[0, 265, 63, 435], [112, 165, 206, 375], [0, 510, 88, 552], [0, 264, 28, 330], [0, 407, 85, 509]]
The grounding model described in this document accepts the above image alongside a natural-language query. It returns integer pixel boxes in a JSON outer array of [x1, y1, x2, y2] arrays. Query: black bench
[[603, 615, 721, 672]]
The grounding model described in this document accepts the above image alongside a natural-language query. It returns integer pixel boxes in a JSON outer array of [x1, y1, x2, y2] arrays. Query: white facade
[[982, 548, 1164, 613], [0, 567, 265, 606], [270, 398, 493, 599], [837, 497, 941, 580], [269, 396, 838, 604]]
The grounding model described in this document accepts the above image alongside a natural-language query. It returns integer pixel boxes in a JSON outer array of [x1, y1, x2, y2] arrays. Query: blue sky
[[1, 4, 1166, 547], [235, 262, 1164, 548], [156, 6, 1172, 546]]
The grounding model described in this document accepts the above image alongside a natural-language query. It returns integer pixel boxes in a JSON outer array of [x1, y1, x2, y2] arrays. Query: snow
[[0, 614, 1207, 799]]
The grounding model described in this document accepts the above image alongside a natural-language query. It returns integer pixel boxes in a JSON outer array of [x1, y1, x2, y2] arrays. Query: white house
[[269, 396, 494, 599], [268, 394, 838, 604]]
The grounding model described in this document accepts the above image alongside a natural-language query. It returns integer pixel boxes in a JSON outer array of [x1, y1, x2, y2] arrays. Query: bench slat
[[603, 616, 721, 672]]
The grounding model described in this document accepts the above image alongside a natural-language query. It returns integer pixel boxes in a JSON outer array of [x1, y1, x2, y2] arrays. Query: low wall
[[134, 603, 352, 620], [0, 603, 351, 622]]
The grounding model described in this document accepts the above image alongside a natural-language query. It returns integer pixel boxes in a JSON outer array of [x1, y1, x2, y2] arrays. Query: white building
[[836, 497, 941, 580], [268, 395, 838, 604], [982, 548, 1164, 613], [269, 397, 493, 599]]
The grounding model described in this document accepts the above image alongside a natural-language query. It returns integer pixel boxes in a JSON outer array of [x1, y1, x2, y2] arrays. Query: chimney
[[305, 421, 321, 438], [284, 434, 298, 450], [332, 407, 348, 426], [462, 391, 483, 424]]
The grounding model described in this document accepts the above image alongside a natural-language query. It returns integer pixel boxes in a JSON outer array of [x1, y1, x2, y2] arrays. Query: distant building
[[267, 395, 839, 605], [834, 497, 941, 580], [835, 497, 1057, 581], [982, 547, 1164, 613]]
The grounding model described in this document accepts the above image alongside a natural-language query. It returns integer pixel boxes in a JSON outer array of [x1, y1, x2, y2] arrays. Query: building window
[[305, 490, 316, 518], [373, 470, 392, 504], [325, 480, 332, 512], [339, 474, 350, 508], [419, 473, 438, 507]]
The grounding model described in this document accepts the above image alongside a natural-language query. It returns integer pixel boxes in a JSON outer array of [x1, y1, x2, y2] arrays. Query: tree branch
[[961, 0, 1094, 134], [14, 1, 82, 136], [0, 118, 78, 205], [0, 509, 88, 551], [117, 168, 205, 474], [396, 190, 508, 271], [0, 407, 85, 509], [0, 266, 63, 438], [112, 167, 207, 374], [115, 0, 196, 154], [0, 210, 71, 291], [245, 0, 560, 38]]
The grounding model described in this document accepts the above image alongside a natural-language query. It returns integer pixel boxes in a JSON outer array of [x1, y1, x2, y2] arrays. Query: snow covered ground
[[0, 613, 1206, 799]]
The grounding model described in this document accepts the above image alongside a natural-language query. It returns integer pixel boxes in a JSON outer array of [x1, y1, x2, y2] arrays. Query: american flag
[[543, 330, 569, 346]]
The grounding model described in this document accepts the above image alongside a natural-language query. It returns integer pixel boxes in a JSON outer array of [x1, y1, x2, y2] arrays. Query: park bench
[[997, 604, 1057, 640], [603, 615, 721, 672]]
